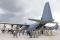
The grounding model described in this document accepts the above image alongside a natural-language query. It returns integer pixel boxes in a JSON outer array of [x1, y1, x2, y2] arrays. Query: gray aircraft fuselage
[[28, 2, 54, 30]]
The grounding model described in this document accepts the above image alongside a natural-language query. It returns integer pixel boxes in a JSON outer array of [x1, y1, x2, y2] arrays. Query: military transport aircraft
[[28, 2, 57, 30], [0, 2, 58, 38]]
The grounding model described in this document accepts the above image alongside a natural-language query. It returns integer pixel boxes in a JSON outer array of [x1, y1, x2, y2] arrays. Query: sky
[[0, 0, 60, 24]]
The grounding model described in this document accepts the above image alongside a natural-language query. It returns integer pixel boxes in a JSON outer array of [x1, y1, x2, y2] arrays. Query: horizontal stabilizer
[[28, 18, 41, 22], [29, 18, 54, 24]]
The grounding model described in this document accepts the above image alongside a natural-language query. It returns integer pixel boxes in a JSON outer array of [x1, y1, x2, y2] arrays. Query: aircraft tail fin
[[41, 2, 53, 21]]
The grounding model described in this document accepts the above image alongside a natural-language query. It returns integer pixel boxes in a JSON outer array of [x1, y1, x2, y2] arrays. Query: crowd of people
[[0, 24, 55, 38], [1, 24, 30, 38]]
